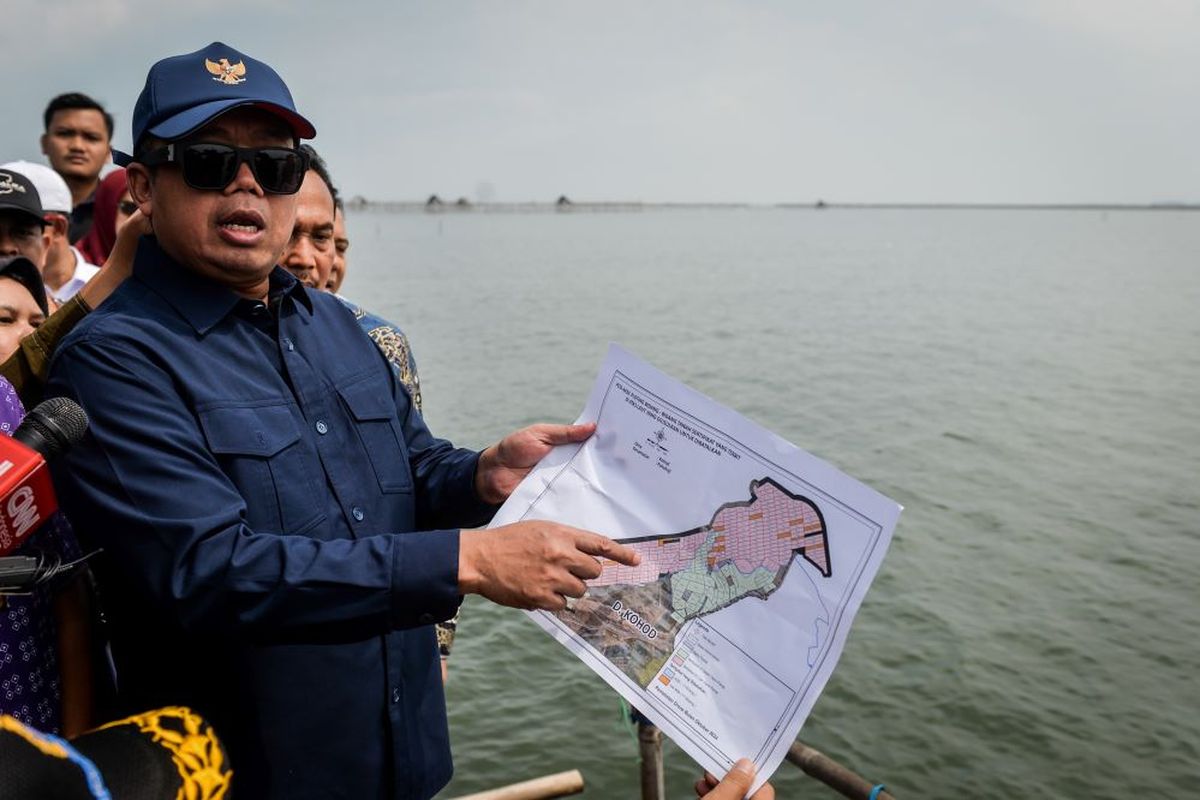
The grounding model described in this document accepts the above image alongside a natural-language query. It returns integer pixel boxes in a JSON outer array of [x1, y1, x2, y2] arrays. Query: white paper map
[[489, 345, 901, 794]]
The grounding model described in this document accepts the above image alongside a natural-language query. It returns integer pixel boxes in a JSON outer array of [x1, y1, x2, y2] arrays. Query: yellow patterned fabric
[[96, 706, 231, 800]]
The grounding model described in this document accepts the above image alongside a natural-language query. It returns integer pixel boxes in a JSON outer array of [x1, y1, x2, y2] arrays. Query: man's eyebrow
[[198, 121, 233, 139], [0, 305, 19, 315], [200, 120, 292, 141]]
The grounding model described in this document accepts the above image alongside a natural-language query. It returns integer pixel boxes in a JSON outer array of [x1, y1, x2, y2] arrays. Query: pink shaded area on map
[[590, 479, 828, 587], [592, 532, 706, 587]]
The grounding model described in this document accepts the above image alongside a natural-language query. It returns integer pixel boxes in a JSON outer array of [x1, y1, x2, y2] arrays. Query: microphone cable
[[0, 548, 102, 596]]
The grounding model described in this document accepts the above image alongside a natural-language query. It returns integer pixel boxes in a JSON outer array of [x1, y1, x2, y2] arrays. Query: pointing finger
[[575, 532, 641, 567]]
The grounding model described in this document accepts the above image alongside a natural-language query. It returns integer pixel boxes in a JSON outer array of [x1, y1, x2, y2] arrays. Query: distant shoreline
[[347, 199, 1200, 212]]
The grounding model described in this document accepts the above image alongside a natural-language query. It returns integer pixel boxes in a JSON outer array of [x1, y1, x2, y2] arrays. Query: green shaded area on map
[[553, 477, 829, 688]]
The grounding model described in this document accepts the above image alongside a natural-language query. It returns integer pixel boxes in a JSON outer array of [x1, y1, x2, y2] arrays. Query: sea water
[[339, 207, 1200, 799]]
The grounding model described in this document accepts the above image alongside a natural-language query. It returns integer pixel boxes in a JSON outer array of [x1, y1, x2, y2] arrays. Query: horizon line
[[345, 198, 1200, 212]]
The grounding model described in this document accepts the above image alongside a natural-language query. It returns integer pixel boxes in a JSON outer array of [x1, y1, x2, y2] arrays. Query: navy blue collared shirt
[[47, 237, 496, 800]]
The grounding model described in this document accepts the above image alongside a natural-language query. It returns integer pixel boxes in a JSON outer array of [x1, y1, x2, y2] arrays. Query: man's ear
[[126, 163, 154, 216], [48, 214, 69, 243], [39, 133, 49, 156]]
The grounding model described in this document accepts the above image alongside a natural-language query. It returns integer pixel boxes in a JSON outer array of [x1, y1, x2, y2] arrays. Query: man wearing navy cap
[[46, 43, 639, 800]]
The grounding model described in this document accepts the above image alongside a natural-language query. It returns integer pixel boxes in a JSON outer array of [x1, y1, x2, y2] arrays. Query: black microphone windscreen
[[12, 397, 90, 460]]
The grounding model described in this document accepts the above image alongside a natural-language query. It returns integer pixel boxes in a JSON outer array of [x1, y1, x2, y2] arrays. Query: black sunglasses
[[138, 143, 310, 195]]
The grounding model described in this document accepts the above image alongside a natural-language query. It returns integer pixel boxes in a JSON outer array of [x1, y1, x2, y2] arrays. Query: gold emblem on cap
[[205, 57, 247, 85]]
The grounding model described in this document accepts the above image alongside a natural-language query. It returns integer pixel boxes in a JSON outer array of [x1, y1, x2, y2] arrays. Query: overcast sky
[[4, 0, 1197, 204]]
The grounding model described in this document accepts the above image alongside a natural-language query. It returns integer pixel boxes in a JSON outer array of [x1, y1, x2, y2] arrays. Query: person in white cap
[[0, 161, 100, 305]]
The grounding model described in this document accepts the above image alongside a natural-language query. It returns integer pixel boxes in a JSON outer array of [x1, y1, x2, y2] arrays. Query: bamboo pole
[[786, 740, 896, 799], [448, 769, 585, 800], [638, 720, 665, 800]]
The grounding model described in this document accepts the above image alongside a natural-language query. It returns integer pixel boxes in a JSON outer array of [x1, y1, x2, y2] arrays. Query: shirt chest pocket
[[198, 404, 326, 535], [336, 378, 413, 494]]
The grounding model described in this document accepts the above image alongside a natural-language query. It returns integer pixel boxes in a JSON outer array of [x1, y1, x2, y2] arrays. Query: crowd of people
[[0, 42, 773, 800]]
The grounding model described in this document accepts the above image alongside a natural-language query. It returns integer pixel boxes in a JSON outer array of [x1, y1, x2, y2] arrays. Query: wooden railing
[[448, 769, 585, 800], [637, 720, 896, 800], [446, 722, 896, 800]]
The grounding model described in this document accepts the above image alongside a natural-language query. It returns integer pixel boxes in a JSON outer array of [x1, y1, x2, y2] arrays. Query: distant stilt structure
[[425, 194, 444, 211], [455, 197, 472, 208], [555, 195, 573, 212]]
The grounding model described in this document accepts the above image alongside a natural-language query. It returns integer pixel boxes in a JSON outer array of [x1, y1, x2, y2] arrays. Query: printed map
[[552, 477, 829, 687], [494, 345, 901, 793]]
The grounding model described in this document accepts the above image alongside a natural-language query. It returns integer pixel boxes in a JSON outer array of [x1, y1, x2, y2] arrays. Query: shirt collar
[[70, 246, 100, 274], [133, 237, 313, 336]]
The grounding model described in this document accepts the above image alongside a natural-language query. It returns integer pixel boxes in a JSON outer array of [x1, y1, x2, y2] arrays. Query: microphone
[[0, 397, 89, 560], [13, 396, 90, 459]]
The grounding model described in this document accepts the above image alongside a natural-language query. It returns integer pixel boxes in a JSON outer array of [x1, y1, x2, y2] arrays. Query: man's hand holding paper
[[461, 421, 642, 612]]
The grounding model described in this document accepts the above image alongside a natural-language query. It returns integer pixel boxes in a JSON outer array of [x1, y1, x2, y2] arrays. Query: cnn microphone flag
[[0, 435, 58, 557]]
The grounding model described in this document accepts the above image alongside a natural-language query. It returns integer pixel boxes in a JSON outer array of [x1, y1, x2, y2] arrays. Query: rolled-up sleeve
[[1, 294, 91, 407]]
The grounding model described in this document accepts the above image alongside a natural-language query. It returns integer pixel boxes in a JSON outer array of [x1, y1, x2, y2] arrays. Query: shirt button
[[315, 420, 328, 435], [283, 338, 295, 352], [391, 687, 401, 704], [352, 507, 364, 522]]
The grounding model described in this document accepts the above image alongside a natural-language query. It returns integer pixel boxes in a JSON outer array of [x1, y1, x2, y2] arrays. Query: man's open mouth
[[218, 209, 265, 234]]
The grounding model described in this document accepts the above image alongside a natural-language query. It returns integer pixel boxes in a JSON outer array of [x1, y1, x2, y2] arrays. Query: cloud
[[998, 0, 1200, 55], [2, 1, 1196, 203]]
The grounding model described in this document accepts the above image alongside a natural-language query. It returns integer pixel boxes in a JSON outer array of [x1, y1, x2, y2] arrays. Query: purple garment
[[0, 376, 81, 734], [0, 375, 22, 433]]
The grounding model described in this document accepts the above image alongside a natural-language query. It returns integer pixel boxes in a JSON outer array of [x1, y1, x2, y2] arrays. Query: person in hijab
[[73, 169, 129, 267], [0, 257, 93, 738]]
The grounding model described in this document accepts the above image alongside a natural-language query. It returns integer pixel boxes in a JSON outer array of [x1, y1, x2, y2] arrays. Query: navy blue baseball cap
[[115, 41, 316, 165]]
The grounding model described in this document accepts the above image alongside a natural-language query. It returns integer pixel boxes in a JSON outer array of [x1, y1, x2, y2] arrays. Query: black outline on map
[[523, 368, 887, 769], [615, 476, 831, 579]]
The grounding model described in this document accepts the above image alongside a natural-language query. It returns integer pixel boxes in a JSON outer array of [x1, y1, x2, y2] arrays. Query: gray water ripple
[[341, 208, 1198, 798]]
